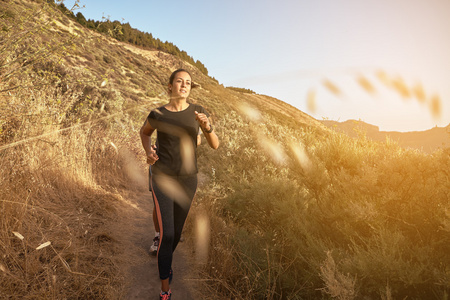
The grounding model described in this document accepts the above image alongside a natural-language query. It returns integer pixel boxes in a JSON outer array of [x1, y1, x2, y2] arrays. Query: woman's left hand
[[195, 111, 211, 131]]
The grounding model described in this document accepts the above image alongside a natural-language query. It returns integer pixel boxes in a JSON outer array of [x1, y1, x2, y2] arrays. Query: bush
[[191, 109, 450, 299]]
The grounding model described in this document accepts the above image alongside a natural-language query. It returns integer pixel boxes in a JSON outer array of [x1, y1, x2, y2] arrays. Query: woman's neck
[[165, 99, 189, 112]]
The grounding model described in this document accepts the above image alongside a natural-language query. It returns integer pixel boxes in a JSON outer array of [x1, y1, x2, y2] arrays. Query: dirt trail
[[113, 189, 202, 300]]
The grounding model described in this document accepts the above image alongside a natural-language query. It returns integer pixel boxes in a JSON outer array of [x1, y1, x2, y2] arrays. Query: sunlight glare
[[429, 94, 442, 119], [258, 135, 287, 165], [179, 136, 196, 174], [238, 102, 262, 122], [356, 75, 376, 95], [289, 141, 312, 172], [322, 79, 342, 97], [391, 77, 411, 99], [412, 83, 426, 103], [195, 212, 210, 264], [307, 89, 317, 114], [120, 148, 147, 187], [153, 175, 190, 208]]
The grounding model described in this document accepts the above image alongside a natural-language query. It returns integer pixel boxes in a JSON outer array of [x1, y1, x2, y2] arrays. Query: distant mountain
[[321, 120, 450, 153]]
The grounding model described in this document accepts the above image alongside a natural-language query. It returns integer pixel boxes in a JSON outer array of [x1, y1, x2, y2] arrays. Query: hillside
[[321, 120, 450, 153], [1, 1, 449, 300]]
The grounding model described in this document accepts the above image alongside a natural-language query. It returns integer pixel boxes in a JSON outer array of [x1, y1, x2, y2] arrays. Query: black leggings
[[151, 173, 197, 280]]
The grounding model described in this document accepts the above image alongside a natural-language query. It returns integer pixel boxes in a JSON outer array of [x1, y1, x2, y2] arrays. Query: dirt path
[[114, 189, 202, 300]]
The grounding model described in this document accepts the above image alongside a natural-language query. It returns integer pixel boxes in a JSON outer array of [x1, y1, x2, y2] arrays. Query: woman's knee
[[161, 231, 175, 245]]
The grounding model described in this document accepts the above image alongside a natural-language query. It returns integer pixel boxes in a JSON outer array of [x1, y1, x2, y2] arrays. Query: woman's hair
[[169, 68, 192, 85]]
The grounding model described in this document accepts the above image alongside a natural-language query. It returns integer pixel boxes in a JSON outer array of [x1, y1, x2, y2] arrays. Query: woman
[[140, 69, 219, 300], [149, 133, 202, 256]]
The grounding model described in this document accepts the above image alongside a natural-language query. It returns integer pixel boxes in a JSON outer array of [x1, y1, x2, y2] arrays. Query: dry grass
[[0, 76, 153, 298], [185, 102, 449, 299], [0, 3, 153, 296], [0, 124, 123, 298], [319, 251, 356, 300]]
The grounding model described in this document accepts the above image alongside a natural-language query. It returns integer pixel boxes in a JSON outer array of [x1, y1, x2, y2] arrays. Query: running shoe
[[150, 236, 159, 255], [159, 290, 171, 300]]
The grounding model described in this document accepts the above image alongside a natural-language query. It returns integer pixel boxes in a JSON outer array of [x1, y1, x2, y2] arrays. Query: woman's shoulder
[[190, 103, 207, 113], [148, 106, 166, 119]]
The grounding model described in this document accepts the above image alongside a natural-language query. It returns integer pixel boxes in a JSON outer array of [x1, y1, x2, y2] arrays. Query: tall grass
[[189, 105, 449, 299], [0, 4, 149, 294], [0, 78, 144, 298]]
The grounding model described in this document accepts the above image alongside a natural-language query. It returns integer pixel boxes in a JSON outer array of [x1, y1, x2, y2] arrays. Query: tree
[[76, 12, 86, 26]]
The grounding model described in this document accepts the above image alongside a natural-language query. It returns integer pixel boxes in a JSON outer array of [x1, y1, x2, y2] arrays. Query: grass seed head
[[12, 231, 24, 240]]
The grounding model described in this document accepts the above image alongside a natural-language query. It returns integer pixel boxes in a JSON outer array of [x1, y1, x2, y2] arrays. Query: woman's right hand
[[146, 144, 159, 165]]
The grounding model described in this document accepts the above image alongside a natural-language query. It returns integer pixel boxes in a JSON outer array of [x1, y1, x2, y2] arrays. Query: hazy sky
[[65, 0, 450, 132]]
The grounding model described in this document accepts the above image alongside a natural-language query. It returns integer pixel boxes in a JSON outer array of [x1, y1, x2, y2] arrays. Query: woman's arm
[[202, 127, 219, 149], [139, 119, 159, 164], [195, 111, 219, 149]]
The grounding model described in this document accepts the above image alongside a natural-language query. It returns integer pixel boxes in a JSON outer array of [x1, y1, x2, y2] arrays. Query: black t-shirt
[[147, 104, 209, 176]]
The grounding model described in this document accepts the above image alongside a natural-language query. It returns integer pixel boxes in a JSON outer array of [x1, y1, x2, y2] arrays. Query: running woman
[[140, 69, 219, 300]]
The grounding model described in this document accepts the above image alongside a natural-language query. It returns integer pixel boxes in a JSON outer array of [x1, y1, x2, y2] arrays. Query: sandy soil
[[113, 189, 202, 300]]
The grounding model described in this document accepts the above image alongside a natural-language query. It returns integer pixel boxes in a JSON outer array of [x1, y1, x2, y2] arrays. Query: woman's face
[[169, 71, 191, 99]]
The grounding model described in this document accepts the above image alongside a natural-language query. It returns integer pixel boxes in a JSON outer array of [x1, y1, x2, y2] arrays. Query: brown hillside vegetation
[[1, 0, 449, 299]]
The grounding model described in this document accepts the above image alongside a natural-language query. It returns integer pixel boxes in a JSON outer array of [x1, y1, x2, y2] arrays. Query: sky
[[64, 0, 450, 132]]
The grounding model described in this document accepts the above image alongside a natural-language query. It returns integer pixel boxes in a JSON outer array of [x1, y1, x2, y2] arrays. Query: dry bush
[[187, 104, 450, 300], [319, 251, 357, 300]]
